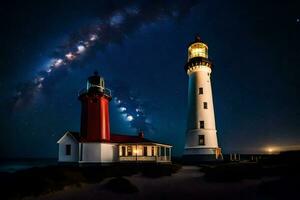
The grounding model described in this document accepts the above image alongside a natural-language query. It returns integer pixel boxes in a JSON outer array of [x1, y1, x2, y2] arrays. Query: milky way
[[11, 0, 199, 133]]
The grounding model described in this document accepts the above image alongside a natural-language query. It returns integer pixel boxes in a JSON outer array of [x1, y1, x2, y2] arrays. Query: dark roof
[[110, 133, 156, 143], [67, 131, 81, 141], [188, 35, 205, 47], [63, 131, 171, 146]]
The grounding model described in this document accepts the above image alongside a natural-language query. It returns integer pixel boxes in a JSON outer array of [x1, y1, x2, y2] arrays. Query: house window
[[151, 147, 155, 156], [143, 146, 147, 156], [121, 146, 126, 156], [204, 102, 208, 109], [199, 135, 205, 145], [199, 87, 203, 95], [65, 144, 71, 155], [127, 146, 132, 156], [200, 121, 205, 129]]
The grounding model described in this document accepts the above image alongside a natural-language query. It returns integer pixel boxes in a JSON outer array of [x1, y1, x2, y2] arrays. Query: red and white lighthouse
[[78, 71, 112, 142]]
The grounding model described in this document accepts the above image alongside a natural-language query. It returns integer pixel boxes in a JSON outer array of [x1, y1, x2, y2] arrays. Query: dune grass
[[103, 177, 139, 193], [0, 163, 180, 199]]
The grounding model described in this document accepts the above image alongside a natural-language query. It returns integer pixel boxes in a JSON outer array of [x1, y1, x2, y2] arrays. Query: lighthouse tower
[[183, 36, 222, 162], [79, 71, 112, 142]]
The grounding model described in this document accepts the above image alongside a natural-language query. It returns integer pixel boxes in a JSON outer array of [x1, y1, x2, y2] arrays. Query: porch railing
[[119, 156, 170, 162]]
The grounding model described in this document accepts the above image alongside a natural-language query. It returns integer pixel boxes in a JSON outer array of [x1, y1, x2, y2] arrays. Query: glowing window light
[[188, 43, 208, 60], [127, 115, 134, 121]]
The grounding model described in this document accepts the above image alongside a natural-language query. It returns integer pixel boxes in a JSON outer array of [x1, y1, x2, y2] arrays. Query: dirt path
[[25, 166, 267, 200]]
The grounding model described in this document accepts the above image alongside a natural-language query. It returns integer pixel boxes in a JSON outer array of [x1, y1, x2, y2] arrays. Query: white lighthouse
[[183, 36, 222, 162]]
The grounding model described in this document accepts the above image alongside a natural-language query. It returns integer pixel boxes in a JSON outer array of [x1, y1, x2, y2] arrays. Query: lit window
[[204, 102, 208, 109], [188, 43, 208, 60], [121, 146, 126, 156], [200, 121, 205, 129], [199, 87, 203, 95], [127, 146, 132, 156], [65, 144, 71, 155], [199, 135, 205, 145]]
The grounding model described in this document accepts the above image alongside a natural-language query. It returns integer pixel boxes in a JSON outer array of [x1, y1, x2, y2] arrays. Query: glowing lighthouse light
[[188, 40, 208, 60]]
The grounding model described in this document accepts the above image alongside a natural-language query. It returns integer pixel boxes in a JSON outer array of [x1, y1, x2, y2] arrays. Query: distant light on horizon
[[267, 148, 274, 153]]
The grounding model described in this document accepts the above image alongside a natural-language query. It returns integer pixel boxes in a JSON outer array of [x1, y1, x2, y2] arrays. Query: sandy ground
[[24, 166, 274, 200]]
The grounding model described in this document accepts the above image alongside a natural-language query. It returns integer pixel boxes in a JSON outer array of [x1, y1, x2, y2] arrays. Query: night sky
[[0, 0, 299, 158]]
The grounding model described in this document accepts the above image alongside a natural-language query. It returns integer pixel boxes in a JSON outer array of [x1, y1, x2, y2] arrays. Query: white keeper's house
[[57, 72, 172, 164]]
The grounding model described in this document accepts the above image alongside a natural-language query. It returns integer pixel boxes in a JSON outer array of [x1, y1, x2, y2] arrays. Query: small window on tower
[[204, 102, 208, 109], [200, 121, 205, 129], [199, 135, 205, 145], [199, 87, 203, 95], [65, 144, 71, 155]]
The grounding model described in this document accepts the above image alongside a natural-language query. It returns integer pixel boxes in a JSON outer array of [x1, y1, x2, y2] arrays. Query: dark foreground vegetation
[[0, 163, 181, 199], [201, 151, 300, 199]]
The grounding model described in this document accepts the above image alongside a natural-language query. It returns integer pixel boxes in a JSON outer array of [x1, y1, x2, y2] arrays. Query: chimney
[[138, 131, 144, 138]]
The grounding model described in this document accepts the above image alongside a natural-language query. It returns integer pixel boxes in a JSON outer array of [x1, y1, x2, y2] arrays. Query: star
[[297, 18, 300, 23]]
